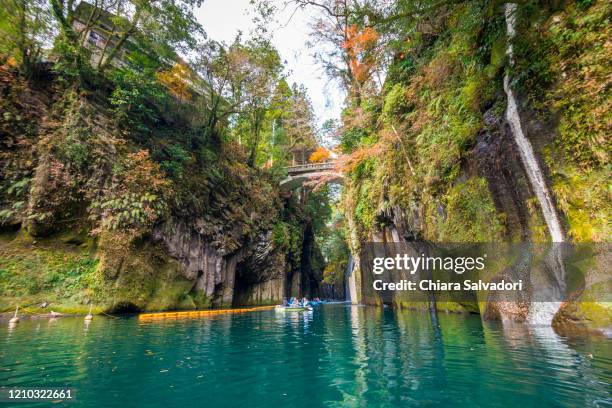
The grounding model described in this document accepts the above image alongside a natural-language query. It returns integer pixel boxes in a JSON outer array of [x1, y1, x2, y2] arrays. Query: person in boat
[[282, 297, 288, 306], [302, 297, 309, 307]]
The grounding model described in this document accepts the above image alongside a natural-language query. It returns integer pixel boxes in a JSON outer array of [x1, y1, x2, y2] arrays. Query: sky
[[194, 0, 344, 128]]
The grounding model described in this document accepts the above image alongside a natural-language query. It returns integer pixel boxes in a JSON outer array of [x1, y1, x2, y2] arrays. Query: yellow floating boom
[[139, 306, 275, 321]]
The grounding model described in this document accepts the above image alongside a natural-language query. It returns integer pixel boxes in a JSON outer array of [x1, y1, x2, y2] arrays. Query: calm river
[[1, 304, 610, 407]]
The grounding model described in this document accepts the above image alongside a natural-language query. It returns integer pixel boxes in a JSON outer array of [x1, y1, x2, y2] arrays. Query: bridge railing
[[286, 161, 336, 174]]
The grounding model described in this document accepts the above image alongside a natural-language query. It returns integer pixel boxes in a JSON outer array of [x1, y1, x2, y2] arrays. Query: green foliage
[[303, 188, 333, 235], [272, 216, 303, 254], [382, 84, 408, 123], [320, 208, 349, 285], [339, 127, 368, 153], [323, 259, 346, 285], [109, 68, 166, 131], [576, 0, 595, 8], [272, 221, 291, 247], [437, 177, 505, 242], [51, 36, 93, 86], [547, 1, 610, 168], [91, 150, 171, 232], [0, 238, 99, 301], [353, 180, 377, 233], [340, 2, 510, 242], [512, 1, 611, 242], [160, 144, 192, 178], [48, 0, 204, 71], [0, 178, 29, 224], [219, 38, 283, 166], [0, 0, 335, 311], [261, 81, 318, 167], [0, 0, 51, 76], [5, 179, 29, 199], [54, 93, 99, 169], [553, 167, 610, 242], [98, 192, 165, 231]]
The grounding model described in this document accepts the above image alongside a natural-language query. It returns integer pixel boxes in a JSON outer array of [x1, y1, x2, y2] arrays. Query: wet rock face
[[20, 95, 117, 238], [153, 219, 244, 307], [232, 232, 288, 306], [154, 220, 229, 282], [319, 282, 345, 300], [232, 221, 325, 305], [379, 205, 421, 242], [347, 106, 570, 317], [152, 218, 305, 308], [239, 230, 282, 283], [471, 107, 532, 241]]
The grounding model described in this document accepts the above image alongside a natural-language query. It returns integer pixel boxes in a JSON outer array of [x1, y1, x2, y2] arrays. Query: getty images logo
[[372, 253, 487, 275]]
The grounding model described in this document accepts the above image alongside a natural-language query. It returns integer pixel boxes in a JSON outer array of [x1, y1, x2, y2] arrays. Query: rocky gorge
[[0, 0, 609, 337], [340, 1, 610, 333], [0, 65, 325, 313]]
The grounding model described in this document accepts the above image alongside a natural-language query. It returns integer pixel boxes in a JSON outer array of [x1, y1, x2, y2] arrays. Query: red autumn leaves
[[343, 25, 380, 85]]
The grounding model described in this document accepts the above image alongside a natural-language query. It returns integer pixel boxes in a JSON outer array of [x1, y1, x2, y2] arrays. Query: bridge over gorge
[[280, 161, 343, 190]]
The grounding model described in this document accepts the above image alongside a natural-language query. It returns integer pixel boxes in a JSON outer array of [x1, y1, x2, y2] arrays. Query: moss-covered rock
[[0, 65, 326, 312], [340, 0, 609, 332], [0, 230, 99, 313]]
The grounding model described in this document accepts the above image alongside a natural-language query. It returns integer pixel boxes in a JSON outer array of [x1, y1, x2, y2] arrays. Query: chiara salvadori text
[[373, 279, 524, 292]]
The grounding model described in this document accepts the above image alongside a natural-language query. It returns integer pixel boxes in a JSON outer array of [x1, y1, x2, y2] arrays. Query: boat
[[275, 305, 313, 312]]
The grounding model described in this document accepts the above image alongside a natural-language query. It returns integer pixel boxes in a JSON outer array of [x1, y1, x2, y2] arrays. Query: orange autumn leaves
[[309, 146, 331, 163], [122, 150, 172, 195], [156, 62, 194, 101], [94, 150, 172, 233], [343, 25, 380, 85]]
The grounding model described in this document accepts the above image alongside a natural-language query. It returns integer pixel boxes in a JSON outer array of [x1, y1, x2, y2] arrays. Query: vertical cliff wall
[[0, 67, 325, 312], [342, 1, 610, 331]]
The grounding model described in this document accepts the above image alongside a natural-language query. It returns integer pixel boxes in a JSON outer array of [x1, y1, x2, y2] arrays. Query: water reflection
[[0, 307, 609, 408]]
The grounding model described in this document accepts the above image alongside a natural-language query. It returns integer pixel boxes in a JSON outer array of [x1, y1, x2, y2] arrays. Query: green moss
[[552, 168, 610, 241], [517, 2, 611, 243], [488, 37, 507, 74], [145, 280, 197, 311], [557, 299, 612, 330], [354, 189, 376, 233], [437, 177, 505, 242], [394, 299, 477, 314], [0, 232, 99, 309], [342, 3, 508, 246], [272, 221, 290, 247], [548, 2, 610, 169], [382, 84, 408, 123], [573, 302, 612, 327]]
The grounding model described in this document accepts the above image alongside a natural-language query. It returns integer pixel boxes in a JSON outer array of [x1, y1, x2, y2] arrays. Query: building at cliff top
[[71, 1, 209, 101]]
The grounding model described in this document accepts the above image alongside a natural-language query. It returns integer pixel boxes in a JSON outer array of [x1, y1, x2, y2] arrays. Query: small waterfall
[[504, 4, 564, 243], [345, 255, 354, 302], [503, 78, 564, 242], [503, 3, 565, 325]]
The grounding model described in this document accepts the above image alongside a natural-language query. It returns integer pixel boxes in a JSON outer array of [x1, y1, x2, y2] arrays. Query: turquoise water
[[1, 305, 610, 407]]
